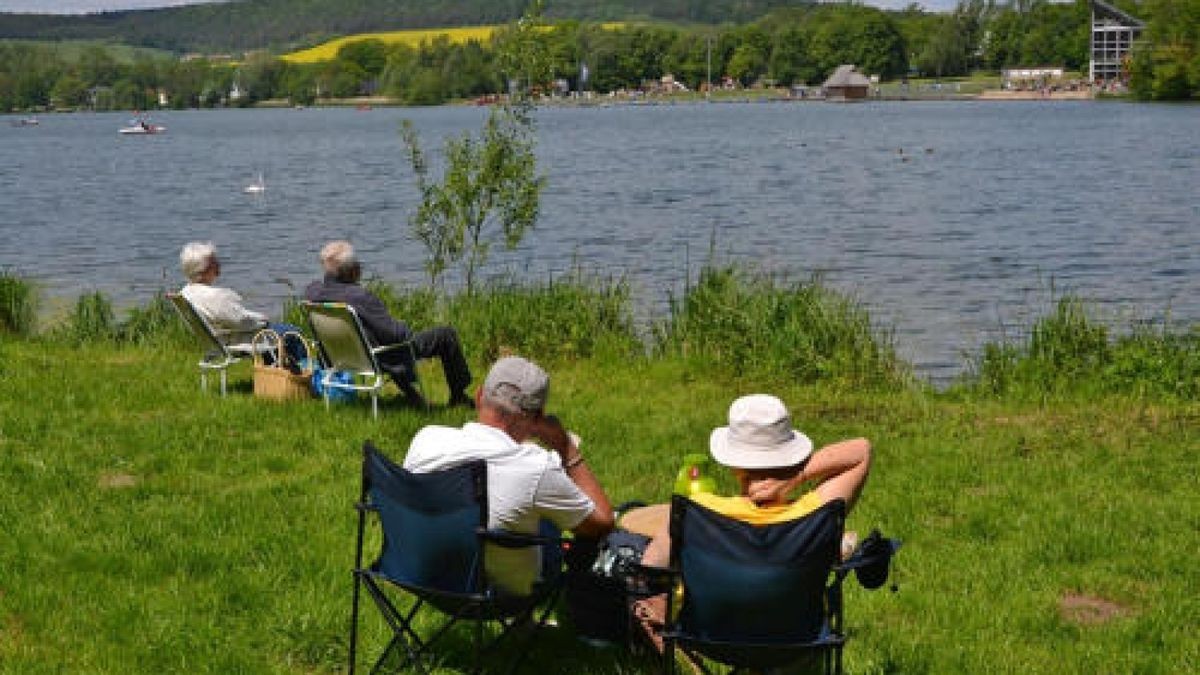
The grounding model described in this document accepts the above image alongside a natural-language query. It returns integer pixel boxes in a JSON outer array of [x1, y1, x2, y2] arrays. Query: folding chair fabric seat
[[349, 442, 564, 675], [166, 291, 268, 396], [301, 301, 424, 418], [660, 495, 851, 674]]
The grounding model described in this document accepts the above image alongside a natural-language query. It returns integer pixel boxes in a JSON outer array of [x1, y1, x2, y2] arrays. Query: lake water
[[2, 102, 1198, 382]]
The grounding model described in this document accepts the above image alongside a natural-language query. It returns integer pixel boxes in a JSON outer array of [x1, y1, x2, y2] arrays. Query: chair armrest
[[372, 341, 414, 355]]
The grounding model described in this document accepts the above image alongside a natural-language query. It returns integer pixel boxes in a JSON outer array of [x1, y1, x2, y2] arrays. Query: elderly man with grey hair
[[179, 242, 303, 362], [403, 355, 615, 596], [304, 240, 472, 407]]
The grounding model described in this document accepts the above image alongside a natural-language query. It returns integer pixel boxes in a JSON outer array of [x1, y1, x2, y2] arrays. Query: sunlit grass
[[2, 274, 1196, 673], [1, 339, 1196, 673]]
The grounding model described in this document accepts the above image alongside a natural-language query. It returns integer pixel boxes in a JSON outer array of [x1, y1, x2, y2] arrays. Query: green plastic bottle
[[673, 453, 717, 496]]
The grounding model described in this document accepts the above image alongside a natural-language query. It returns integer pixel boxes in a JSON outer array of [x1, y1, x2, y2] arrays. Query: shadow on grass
[[357, 620, 654, 674]]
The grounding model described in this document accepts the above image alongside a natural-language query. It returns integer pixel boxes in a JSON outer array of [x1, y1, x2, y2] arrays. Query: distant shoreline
[[4, 89, 1123, 116], [250, 89, 1104, 110]]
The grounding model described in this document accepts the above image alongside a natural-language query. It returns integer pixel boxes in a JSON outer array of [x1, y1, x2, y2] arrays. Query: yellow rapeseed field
[[280, 23, 627, 64], [281, 26, 499, 63]]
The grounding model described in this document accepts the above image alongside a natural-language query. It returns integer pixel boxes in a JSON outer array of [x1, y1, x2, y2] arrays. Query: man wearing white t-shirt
[[403, 355, 615, 596]]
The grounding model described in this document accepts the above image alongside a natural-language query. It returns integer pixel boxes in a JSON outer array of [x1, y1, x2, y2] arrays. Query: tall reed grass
[[965, 296, 1200, 400], [35, 290, 189, 347], [58, 291, 116, 344], [12, 272, 1198, 402], [369, 273, 641, 363], [116, 291, 189, 345], [655, 265, 908, 389], [0, 270, 37, 337]]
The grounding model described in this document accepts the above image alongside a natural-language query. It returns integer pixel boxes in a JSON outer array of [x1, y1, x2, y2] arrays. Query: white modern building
[[1090, 0, 1144, 83]]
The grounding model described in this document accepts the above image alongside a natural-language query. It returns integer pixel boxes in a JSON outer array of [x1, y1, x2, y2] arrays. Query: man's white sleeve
[[533, 466, 595, 531]]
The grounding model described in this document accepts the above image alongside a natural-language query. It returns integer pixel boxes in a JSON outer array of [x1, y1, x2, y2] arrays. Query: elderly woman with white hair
[[179, 241, 303, 363], [305, 239, 473, 408]]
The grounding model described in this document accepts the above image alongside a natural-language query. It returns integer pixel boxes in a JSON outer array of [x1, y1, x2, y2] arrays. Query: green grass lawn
[[1, 339, 1196, 673]]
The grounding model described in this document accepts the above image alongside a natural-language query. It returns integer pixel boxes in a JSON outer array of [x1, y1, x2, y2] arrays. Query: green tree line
[[1, 0, 814, 54], [2, 0, 1197, 111], [1129, 0, 1200, 98]]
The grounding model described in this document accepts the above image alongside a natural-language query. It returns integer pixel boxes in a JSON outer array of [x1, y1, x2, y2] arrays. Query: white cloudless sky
[[0, 0, 957, 16]]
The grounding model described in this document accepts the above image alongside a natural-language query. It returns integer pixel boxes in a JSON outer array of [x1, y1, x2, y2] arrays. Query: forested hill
[[0, 0, 812, 53]]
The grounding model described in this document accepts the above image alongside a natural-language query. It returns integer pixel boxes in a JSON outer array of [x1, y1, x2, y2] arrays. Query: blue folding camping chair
[[658, 495, 899, 674], [348, 442, 567, 674]]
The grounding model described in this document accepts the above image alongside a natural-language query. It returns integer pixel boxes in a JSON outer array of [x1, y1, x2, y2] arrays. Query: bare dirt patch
[[98, 472, 138, 489], [1060, 593, 1132, 625]]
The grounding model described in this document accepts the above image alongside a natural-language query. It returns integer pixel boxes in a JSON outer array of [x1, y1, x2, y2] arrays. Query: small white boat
[[119, 119, 166, 135], [243, 173, 266, 194], [10, 117, 39, 127]]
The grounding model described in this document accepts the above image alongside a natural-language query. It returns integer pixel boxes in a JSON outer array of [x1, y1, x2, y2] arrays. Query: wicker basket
[[252, 329, 314, 402]]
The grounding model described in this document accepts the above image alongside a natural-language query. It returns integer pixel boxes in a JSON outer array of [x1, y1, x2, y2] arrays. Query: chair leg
[[349, 572, 362, 675], [200, 371, 207, 392], [360, 579, 431, 675], [368, 636, 406, 675], [220, 369, 227, 396], [371, 391, 378, 420]]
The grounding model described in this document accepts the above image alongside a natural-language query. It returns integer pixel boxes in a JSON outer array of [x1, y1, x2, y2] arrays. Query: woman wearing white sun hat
[[629, 393, 872, 563], [618, 394, 873, 656]]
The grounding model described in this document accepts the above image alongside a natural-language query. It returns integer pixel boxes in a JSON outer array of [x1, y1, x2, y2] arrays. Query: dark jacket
[[304, 275, 413, 347]]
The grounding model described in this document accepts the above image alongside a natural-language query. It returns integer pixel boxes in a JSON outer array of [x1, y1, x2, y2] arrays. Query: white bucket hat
[[709, 394, 813, 469]]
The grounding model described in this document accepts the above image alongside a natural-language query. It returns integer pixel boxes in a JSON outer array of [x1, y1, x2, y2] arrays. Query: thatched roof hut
[[822, 65, 871, 101]]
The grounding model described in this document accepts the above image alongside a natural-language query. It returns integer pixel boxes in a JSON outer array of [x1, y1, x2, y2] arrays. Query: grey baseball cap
[[483, 356, 549, 413]]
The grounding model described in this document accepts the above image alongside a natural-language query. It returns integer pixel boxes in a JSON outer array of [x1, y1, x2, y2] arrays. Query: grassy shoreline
[[1, 271, 1196, 672], [1, 343, 1195, 673]]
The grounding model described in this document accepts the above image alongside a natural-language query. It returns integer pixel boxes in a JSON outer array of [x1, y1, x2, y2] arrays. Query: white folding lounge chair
[[167, 291, 267, 396], [301, 301, 423, 419]]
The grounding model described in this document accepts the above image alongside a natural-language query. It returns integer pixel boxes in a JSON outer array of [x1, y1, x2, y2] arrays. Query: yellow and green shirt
[[688, 491, 823, 526]]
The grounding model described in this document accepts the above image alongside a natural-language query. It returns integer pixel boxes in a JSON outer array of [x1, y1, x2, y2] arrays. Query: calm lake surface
[[3, 102, 1198, 382]]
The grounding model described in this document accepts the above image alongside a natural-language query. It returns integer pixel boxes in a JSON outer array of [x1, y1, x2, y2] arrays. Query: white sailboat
[[119, 116, 166, 134], [243, 173, 266, 194]]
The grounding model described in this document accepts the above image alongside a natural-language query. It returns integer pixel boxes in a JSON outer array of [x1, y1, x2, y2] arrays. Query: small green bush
[[368, 277, 439, 331], [966, 297, 1199, 400], [449, 273, 641, 363], [362, 273, 641, 364], [655, 265, 907, 389], [0, 270, 37, 337], [59, 291, 117, 344], [1104, 324, 1200, 399], [117, 292, 189, 346]]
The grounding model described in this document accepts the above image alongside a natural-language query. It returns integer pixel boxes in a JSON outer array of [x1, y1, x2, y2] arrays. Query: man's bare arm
[[532, 415, 615, 538]]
